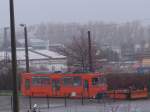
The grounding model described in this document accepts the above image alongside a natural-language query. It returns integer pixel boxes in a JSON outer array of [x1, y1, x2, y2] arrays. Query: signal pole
[[88, 31, 93, 72], [9, 0, 19, 112]]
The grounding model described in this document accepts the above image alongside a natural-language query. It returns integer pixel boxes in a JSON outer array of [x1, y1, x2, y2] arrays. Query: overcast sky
[[0, 0, 150, 27]]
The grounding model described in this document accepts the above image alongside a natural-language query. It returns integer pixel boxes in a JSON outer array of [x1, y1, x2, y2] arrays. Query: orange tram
[[21, 72, 107, 98]]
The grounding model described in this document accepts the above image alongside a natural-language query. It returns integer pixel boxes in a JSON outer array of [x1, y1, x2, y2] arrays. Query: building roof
[[17, 50, 48, 60], [0, 50, 47, 61], [33, 49, 66, 59], [0, 48, 66, 61]]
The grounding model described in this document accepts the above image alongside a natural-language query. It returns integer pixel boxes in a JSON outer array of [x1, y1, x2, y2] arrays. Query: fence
[[0, 95, 150, 112], [24, 96, 115, 112]]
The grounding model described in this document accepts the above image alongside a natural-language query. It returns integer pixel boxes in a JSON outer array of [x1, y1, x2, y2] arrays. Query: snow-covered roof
[[33, 49, 66, 59], [17, 50, 48, 60], [0, 50, 47, 61], [18, 38, 49, 45], [0, 48, 66, 61], [30, 38, 46, 43]]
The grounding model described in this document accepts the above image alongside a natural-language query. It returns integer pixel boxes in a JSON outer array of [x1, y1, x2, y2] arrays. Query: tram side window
[[63, 77, 73, 86], [32, 76, 50, 86], [73, 76, 81, 86], [52, 80, 60, 90], [92, 77, 99, 86], [25, 79, 30, 89]]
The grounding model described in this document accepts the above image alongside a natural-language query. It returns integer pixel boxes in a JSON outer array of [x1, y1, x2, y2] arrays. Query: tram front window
[[92, 77, 99, 85], [92, 77, 106, 86]]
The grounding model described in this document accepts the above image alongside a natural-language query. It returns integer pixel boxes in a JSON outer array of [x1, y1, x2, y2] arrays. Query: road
[[0, 96, 150, 112]]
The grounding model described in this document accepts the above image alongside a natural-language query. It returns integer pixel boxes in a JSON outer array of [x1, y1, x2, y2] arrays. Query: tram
[[21, 72, 107, 98]]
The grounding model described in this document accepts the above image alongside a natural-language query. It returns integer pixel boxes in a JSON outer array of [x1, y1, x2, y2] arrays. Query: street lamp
[[20, 24, 30, 72], [9, 0, 19, 112]]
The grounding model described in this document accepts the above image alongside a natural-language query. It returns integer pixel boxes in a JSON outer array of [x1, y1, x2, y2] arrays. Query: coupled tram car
[[21, 72, 107, 99]]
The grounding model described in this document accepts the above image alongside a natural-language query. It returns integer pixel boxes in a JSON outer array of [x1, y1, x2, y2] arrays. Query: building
[[29, 39, 49, 50], [121, 42, 135, 61], [0, 48, 67, 72], [1, 38, 67, 72], [29, 49, 67, 71], [17, 38, 50, 50]]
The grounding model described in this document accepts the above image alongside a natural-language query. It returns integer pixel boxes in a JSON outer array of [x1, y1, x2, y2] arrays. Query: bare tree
[[57, 29, 98, 72]]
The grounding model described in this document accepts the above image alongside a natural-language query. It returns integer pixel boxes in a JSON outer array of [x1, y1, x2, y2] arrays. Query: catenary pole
[[20, 24, 30, 72], [9, 0, 19, 112], [88, 31, 93, 72]]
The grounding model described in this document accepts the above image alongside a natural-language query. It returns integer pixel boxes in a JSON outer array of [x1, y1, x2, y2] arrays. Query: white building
[[0, 48, 67, 72]]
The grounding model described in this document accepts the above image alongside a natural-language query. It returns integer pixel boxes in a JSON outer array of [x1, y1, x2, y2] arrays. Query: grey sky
[[0, 0, 150, 27]]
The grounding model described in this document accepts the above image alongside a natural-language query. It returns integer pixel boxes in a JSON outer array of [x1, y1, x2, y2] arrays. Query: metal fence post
[[29, 96, 32, 110], [113, 90, 115, 102], [11, 95, 13, 111], [47, 95, 50, 109], [81, 93, 84, 105], [65, 95, 67, 107]]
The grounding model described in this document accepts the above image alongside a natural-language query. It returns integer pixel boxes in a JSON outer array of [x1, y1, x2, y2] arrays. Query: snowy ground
[[0, 96, 150, 112]]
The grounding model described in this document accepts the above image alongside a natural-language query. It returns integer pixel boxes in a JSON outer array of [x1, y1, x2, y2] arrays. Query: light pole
[[9, 0, 19, 112], [4, 27, 9, 63], [20, 24, 30, 72]]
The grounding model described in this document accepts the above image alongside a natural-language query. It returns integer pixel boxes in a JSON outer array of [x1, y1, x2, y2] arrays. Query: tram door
[[52, 79, 61, 96], [83, 80, 89, 97]]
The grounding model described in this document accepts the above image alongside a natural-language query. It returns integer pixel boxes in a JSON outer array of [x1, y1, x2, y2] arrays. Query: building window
[[52, 66, 55, 71]]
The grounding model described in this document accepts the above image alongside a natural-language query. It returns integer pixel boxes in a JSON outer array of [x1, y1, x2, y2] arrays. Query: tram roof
[[22, 72, 104, 78]]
